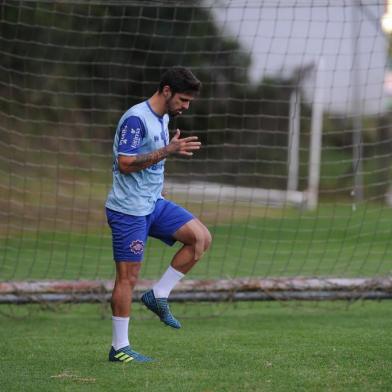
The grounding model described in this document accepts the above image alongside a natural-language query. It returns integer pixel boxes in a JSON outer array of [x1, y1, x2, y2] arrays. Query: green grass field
[[1, 203, 392, 281], [2, 199, 391, 391], [0, 301, 391, 392]]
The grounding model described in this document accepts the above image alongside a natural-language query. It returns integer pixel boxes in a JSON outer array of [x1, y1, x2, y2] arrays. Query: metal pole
[[351, 0, 364, 202], [288, 89, 301, 191], [307, 59, 324, 210]]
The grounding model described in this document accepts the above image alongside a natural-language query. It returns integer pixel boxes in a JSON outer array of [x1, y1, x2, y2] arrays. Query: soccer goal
[[1, 0, 392, 303]]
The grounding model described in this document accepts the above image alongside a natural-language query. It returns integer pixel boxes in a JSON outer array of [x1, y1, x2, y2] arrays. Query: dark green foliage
[[1, 1, 297, 188]]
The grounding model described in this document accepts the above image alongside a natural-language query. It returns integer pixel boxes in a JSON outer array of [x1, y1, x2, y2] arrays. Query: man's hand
[[166, 129, 201, 156], [118, 129, 201, 174]]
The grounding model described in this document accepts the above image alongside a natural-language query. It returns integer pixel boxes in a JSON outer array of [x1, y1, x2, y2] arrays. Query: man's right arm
[[118, 129, 201, 174]]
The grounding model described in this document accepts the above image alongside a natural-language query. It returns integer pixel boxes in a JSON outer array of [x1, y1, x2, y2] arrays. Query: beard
[[168, 109, 181, 117], [166, 96, 182, 117]]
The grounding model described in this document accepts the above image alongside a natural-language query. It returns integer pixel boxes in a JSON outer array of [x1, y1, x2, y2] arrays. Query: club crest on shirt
[[130, 239, 144, 255]]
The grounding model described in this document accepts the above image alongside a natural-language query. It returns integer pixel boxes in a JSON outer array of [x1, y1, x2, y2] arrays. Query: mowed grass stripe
[[0, 301, 391, 391], [1, 204, 392, 280]]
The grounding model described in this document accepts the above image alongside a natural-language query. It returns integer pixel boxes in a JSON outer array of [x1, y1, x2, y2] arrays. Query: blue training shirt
[[105, 101, 170, 216]]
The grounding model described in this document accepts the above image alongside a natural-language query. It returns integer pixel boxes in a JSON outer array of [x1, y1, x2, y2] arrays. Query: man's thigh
[[172, 218, 209, 245]]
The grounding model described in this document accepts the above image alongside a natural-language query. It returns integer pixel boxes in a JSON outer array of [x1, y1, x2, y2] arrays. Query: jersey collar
[[145, 100, 164, 121]]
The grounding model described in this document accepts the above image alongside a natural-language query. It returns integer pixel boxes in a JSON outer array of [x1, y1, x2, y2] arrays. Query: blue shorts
[[106, 199, 194, 262]]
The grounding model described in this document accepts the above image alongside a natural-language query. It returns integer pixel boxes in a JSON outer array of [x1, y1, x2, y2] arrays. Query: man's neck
[[148, 92, 166, 117]]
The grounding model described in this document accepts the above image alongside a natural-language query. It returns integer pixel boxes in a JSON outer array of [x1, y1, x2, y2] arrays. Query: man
[[105, 67, 212, 363]]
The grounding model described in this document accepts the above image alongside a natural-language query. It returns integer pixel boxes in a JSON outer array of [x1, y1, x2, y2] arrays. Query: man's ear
[[162, 85, 172, 99]]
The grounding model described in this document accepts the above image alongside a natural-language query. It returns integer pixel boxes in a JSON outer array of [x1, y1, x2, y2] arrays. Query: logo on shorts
[[130, 240, 144, 255]]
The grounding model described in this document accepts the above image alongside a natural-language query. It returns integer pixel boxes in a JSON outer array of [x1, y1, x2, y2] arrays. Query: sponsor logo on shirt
[[119, 126, 128, 145], [160, 128, 168, 146], [130, 128, 141, 148]]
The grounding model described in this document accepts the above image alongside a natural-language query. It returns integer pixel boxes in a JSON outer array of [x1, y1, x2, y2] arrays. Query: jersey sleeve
[[117, 116, 146, 156]]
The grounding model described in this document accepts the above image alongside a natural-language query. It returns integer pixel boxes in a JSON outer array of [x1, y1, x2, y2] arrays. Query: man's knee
[[128, 274, 138, 288], [203, 228, 212, 251], [115, 262, 141, 288], [115, 275, 137, 288], [194, 226, 212, 261], [175, 219, 212, 262]]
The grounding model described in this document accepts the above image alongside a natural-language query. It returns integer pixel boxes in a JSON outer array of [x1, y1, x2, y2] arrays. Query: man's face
[[164, 87, 195, 117]]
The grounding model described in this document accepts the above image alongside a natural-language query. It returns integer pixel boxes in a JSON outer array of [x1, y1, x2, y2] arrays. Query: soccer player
[[105, 67, 212, 363]]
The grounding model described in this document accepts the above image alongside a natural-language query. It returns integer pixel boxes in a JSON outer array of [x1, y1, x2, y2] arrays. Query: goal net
[[1, 0, 392, 302]]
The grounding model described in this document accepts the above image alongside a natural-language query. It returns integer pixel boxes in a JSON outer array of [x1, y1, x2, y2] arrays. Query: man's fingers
[[183, 144, 201, 150], [172, 129, 181, 140], [169, 132, 201, 156], [181, 136, 199, 142], [184, 141, 201, 147]]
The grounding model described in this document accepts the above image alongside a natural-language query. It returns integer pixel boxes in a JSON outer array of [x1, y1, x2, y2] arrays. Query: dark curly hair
[[158, 67, 201, 96]]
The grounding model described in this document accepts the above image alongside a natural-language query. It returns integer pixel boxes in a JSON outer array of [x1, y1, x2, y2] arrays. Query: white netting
[[1, 0, 391, 289]]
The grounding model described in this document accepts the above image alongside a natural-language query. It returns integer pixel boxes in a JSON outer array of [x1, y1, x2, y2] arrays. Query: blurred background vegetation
[[2, 1, 389, 195]]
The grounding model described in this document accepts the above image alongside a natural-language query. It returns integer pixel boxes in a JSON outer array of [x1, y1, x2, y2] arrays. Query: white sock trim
[[153, 266, 184, 298], [112, 316, 130, 350], [112, 316, 129, 321], [169, 265, 185, 278]]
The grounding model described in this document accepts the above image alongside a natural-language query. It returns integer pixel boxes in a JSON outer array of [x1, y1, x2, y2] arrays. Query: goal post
[[1, 0, 391, 303]]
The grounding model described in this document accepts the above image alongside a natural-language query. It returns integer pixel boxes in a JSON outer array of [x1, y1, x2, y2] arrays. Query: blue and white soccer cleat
[[141, 289, 181, 329], [108, 345, 153, 363]]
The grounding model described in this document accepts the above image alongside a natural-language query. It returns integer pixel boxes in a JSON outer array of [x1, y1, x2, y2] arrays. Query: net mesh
[[1, 0, 391, 291]]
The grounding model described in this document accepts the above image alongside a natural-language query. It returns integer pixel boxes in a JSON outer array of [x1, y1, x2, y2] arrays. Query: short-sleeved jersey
[[105, 101, 170, 216]]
